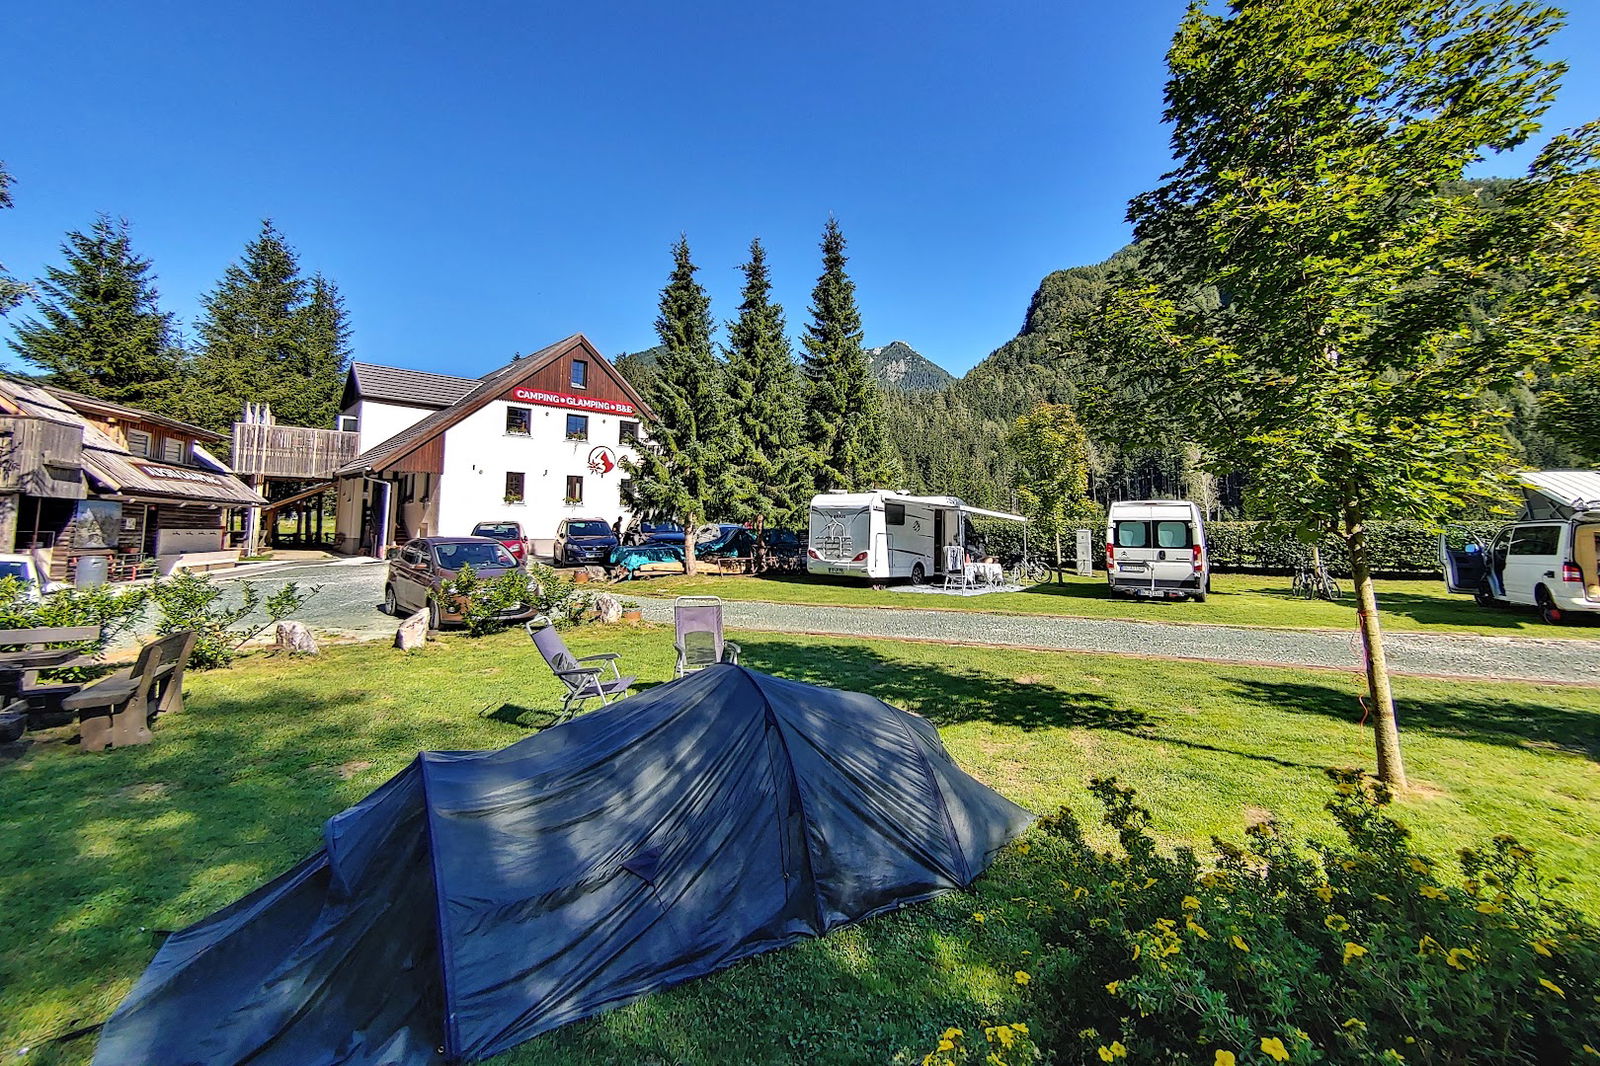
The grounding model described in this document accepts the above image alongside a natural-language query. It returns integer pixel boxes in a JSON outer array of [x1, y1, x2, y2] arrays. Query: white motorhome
[[1105, 499, 1210, 601], [806, 491, 1025, 582], [1440, 470, 1600, 624]]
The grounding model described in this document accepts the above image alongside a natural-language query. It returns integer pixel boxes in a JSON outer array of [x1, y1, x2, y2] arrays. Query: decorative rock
[[394, 608, 429, 651], [584, 565, 608, 584], [592, 593, 622, 625], [275, 621, 320, 655]]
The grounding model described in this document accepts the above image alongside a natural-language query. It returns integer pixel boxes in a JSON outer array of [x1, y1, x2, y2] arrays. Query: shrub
[[437, 563, 592, 636], [148, 572, 320, 669], [0, 575, 150, 663], [1010, 773, 1599, 1064]]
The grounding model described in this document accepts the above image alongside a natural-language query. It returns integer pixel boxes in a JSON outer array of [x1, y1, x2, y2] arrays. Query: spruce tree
[[8, 214, 181, 405], [623, 236, 728, 573], [722, 238, 807, 541], [184, 221, 350, 431], [0, 163, 28, 315], [800, 217, 895, 491]]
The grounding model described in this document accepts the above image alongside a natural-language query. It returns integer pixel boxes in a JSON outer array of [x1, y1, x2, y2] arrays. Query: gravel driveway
[[209, 560, 1600, 684]]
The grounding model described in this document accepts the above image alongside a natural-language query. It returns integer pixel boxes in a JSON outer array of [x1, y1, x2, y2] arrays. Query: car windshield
[[433, 542, 516, 570], [645, 521, 683, 533], [567, 521, 612, 537], [473, 523, 520, 539]]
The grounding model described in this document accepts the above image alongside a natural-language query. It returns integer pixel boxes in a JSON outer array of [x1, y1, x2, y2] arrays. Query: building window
[[127, 429, 152, 457], [565, 475, 584, 504], [161, 437, 185, 464], [336, 414, 358, 432], [506, 406, 531, 435], [565, 414, 589, 441], [504, 471, 525, 504], [619, 419, 639, 444], [571, 359, 588, 389]]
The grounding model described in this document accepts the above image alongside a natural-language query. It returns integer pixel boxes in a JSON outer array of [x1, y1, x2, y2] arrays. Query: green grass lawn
[[4, 626, 1598, 1065], [621, 570, 1600, 639]]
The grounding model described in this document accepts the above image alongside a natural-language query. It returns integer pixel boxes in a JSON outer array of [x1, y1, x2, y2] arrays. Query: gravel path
[[190, 561, 1599, 684], [634, 598, 1600, 685]]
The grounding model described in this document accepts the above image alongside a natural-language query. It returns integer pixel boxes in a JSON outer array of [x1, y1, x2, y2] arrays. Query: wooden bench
[[0, 626, 103, 726], [65, 631, 197, 752]]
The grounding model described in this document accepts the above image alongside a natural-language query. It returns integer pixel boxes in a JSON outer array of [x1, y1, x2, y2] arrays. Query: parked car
[[1440, 470, 1600, 624], [470, 521, 529, 563], [555, 518, 619, 567], [1105, 500, 1210, 601], [383, 537, 537, 629], [636, 520, 686, 546], [0, 553, 65, 600]]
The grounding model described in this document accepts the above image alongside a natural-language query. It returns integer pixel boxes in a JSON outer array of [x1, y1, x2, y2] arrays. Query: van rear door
[[1149, 517, 1195, 587], [1111, 516, 1157, 590]]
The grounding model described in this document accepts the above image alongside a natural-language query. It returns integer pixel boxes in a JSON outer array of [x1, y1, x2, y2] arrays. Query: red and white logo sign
[[587, 446, 617, 475], [505, 386, 636, 416]]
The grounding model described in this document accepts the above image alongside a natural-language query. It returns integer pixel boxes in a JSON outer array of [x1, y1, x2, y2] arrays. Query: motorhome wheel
[[911, 563, 926, 585]]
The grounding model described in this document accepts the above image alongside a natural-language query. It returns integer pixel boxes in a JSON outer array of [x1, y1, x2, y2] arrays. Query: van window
[[1509, 525, 1562, 556], [885, 502, 906, 526], [1155, 521, 1192, 549], [1114, 520, 1149, 548]]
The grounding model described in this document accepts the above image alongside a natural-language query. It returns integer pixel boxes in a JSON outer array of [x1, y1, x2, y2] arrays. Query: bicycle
[[1009, 558, 1052, 585], [1291, 561, 1342, 601]]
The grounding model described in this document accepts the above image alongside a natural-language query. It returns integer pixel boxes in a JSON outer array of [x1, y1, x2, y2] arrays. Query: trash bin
[[74, 554, 109, 588]]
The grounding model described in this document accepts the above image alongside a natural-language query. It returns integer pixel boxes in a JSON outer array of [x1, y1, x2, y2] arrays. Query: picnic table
[[0, 626, 102, 727]]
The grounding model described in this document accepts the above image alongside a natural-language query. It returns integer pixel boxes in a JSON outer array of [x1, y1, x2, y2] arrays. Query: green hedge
[[970, 518, 1505, 577]]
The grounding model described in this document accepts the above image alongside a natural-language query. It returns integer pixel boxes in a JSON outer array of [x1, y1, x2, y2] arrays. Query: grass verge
[[2, 625, 1596, 1064]]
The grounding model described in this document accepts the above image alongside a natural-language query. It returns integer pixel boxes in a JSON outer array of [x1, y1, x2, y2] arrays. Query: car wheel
[[1192, 589, 1207, 603], [382, 586, 398, 615], [427, 598, 443, 631], [911, 563, 926, 585], [1536, 587, 1564, 625]]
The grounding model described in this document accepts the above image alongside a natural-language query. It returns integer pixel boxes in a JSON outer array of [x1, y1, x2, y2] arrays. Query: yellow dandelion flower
[[943, 1028, 964, 1041], [1110, 1041, 1127, 1058], [1325, 914, 1350, 932], [1098, 1047, 1115, 1063], [1533, 938, 1555, 958], [1105, 980, 1120, 995], [1230, 934, 1250, 952], [1343, 942, 1369, 965], [1343, 1018, 1367, 1031], [1187, 918, 1211, 939], [1407, 857, 1430, 874], [1214, 1052, 1236, 1066], [1182, 895, 1201, 911], [1018, 842, 1030, 854], [972, 912, 986, 923], [1419, 885, 1447, 900], [1475, 901, 1503, 915], [1014, 970, 1031, 986], [1446, 948, 1475, 971], [1260, 1036, 1291, 1062], [1131, 943, 1141, 960], [1314, 884, 1334, 902], [1539, 978, 1566, 997], [938, 1039, 955, 1052], [1013, 1023, 1028, 1035]]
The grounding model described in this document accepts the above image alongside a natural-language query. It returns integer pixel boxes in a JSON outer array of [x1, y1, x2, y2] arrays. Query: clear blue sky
[[4, 2, 1597, 379]]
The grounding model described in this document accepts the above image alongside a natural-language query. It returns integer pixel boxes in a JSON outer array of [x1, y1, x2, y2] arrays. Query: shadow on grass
[[1232, 677, 1600, 760]]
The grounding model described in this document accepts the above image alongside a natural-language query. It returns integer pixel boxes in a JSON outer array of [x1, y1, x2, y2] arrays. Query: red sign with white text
[[504, 386, 636, 416]]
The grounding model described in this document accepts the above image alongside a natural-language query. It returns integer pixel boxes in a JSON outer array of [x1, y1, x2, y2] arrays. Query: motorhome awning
[[956, 505, 1027, 522], [1521, 471, 1600, 519]]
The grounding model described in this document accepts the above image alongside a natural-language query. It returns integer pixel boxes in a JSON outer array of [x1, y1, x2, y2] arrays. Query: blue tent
[[93, 665, 1032, 1065]]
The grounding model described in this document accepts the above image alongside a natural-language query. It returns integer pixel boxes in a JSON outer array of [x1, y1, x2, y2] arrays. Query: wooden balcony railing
[[230, 423, 360, 479]]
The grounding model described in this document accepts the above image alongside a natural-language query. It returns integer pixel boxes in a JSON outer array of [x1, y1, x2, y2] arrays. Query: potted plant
[[620, 600, 643, 623], [503, 493, 524, 506]]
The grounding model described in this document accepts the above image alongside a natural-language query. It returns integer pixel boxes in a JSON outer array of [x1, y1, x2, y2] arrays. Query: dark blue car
[[638, 520, 686, 546], [555, 518, 619, 566]]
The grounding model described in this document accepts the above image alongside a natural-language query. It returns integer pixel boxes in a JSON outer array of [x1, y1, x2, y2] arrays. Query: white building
[[333, 335, 649, 557]]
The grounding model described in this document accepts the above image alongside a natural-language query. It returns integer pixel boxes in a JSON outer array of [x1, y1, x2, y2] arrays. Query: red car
[[471, 521, 529, 563]]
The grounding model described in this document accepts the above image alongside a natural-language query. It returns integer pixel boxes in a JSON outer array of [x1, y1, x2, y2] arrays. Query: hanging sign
[[504, 386, 636, 416], [137, 463, 229, 487], [587, 446, 618, 476]]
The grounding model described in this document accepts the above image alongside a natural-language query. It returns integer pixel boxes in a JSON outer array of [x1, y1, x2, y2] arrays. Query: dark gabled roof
[[345, 363, 480, 410], [338, 335, 653, 477], [42, 385, 226, 442]]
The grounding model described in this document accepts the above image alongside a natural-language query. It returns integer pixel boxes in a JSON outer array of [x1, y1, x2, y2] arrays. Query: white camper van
[[1105, 499, 1210, 601], [1440, 470, 1600, 624], [806, 491, 1025, 583]]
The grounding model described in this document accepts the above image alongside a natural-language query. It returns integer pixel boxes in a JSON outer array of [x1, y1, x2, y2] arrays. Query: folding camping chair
[[527, 622, 635, 721], [942, 545, 968, 591], [673, 596, 740, 678]]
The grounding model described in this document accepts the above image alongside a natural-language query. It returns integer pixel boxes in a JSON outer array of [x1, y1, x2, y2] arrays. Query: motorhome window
[[1114, 521, 1149, 548], [1509, 525, 1562, 556], [1155, 521, 1192, 549], [505, 406, 531, 435], [885, 502, 906, 525]]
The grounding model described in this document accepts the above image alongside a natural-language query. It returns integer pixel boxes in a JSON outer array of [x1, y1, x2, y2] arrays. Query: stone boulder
[[591, 593, 622, 625], [275, 621, 319, 655], [394, 608, 429, 651]]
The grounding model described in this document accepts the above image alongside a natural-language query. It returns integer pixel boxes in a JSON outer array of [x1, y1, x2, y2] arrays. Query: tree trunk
[[1344, 498, 1406, 788], [683, 512, 699, 575]]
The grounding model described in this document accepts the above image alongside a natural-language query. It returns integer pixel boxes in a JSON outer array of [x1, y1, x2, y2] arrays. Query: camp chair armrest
[[553, 666, 602, 680], [575, 653, 620, 663], [724, 640, 741, 664]]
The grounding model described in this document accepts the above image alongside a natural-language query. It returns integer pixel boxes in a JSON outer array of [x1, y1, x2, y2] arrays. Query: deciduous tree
[[1007, 402, 1096, 565], [1095, 0, 1591, 787]]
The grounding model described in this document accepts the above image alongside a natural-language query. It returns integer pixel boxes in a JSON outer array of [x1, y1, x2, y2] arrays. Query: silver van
[[1106, 500, 1210, 601], [1440, 471, 1600, 625]]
